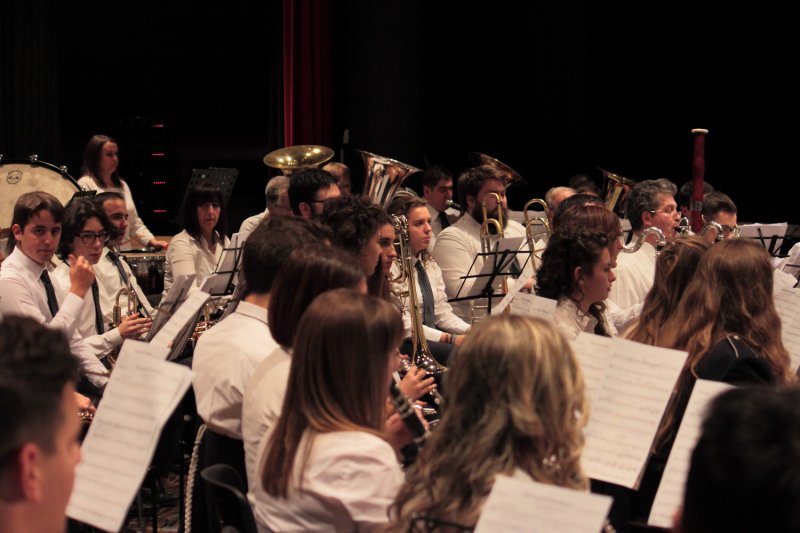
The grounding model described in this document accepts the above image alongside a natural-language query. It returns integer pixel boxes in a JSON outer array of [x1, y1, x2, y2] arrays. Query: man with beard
[[287, 168, 341, 220], [432, 165, 533, 323]]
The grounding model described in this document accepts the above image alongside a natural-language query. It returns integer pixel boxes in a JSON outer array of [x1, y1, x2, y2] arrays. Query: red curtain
[[282, 0, 333, 147]]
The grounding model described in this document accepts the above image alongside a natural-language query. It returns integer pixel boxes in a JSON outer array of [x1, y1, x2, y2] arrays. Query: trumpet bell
[[469, 152, 527, 187], [356, 149, 421, 207], [263, 145, 334, 175]]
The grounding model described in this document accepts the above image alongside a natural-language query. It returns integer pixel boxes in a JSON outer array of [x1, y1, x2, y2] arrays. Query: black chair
[[201, 464, 258, 533]]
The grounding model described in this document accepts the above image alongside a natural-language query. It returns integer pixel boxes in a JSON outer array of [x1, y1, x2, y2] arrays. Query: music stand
[[145, 274, 197, 342], [449, 236, 527, 317], [739, 222, 789, 256]]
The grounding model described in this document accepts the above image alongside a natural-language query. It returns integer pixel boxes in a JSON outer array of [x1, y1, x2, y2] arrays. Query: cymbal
[[468, 152, 527, 187], [263, 145, 334, 174]]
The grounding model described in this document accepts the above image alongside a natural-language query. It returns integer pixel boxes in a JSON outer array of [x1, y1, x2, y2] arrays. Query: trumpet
[[392, 215, 446, 402], [621, 226, 667, 254], [111, 285, 140, 329], [523, 198, 550, 272]]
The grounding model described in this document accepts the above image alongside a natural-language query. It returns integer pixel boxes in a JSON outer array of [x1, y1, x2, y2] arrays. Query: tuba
[[468, 152, 527, 187], [357, 150, 421, 207], [263, 145, 334, 176], [393, 215, 446, 401], [600, 168, 636, 217]]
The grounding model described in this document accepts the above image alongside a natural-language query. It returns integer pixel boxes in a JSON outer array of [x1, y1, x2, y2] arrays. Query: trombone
[[471, 192, 510, 323], [523, 198, 550, 271]]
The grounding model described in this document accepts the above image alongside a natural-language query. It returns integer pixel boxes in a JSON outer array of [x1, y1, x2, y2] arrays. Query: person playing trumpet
[[387, 192, 470, 358]]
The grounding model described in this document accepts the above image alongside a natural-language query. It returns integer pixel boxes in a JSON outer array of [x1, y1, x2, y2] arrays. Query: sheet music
[[739, 222, 788, 254], [150, 290, 210, 351], [648, 380, 734, 528], [491, 274, 532, 315], [509, 292, 557, 321], [66, 341, 193, 532], [465, 236, 525, 297], [145, 273, 196, 341], [571, 334, 688, 488], [474, 474, 613, 533], [773, 286, 800, 371]]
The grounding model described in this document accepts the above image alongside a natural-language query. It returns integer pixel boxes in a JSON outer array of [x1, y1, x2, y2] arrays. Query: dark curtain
[[0, 0, 60, 161], [282, 0, 333, 147]]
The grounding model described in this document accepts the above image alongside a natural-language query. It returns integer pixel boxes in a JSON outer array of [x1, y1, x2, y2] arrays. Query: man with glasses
[[0, 192, 109, 395], [702, 191, 740, 241], [609, 178, 680, 308], [287, 168, 341, 220], [52, 198, 151, 363]]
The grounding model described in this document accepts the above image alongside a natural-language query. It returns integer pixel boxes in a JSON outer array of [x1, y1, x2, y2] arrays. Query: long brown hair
[[390, 316, 588, 530], [261, 289, 403, 498], [655, 239, 793, 450], [81, 134, 123, 187], [624, 235, 711, 345]]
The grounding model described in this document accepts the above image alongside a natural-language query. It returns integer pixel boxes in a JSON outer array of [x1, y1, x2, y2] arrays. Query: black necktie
[[107, 251, 128, 285], [415, 260, 436, 328], [91, 281, 104, 335], [438, 210, 450, 230], [40, 270, 59, 318]]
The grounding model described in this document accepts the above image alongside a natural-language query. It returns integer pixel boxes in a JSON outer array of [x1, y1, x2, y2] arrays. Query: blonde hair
[[390, 316, 588, 531]]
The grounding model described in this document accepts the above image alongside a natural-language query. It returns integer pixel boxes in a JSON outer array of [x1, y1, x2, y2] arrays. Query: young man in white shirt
[[0, 192, 108, 391], [421, 165, 460, 250]]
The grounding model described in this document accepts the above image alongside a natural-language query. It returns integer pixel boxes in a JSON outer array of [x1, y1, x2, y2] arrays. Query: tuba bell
[[469, 152, 527, 187], [263, 145, 334, 176], [600, 168, 637, 217], [357, 150, 421, 207]]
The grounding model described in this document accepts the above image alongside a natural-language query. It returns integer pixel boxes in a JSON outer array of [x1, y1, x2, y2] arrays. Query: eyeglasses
[[78, 231, 110, 245], [649, 207, 678, 216]]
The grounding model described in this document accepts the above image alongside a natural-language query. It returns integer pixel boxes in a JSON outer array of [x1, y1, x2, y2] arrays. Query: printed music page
[[648, 379, 734, 528], [66, 340, 192, 532], [474, 474, 612, 533], [492, 273, 535, 315], [145, 273, 196, 341], [772, 286, 800, 371], [464, 236, 525, 297], [572, 335, 688, 488], [509, 292, 557, 321], [151, 290, 210, 351]]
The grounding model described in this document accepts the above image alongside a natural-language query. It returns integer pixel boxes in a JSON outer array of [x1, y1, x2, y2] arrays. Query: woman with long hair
[[623, 235, 710, 345], [77, 134, 168, 250], [252, 289, 405, 532], [162, 182, 229, 295], [535, 229, 616, 339], [390, 315, 588, 531], [655, 239, 794, 451]]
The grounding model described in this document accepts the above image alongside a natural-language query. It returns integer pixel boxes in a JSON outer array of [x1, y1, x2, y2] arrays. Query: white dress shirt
[[0, 248, 109, 386], [238, 209, 269, 235], [431, 214, 534, 322], [163, 230, 228, 296], [390, 257, 470, 342], [604, 298, 644, 332], [52, 262, 124, 358], [77, 176, 156, 249], [249, 430, 403, 533], [193, 301, 276, 440], [425, 204, 460, 251], [93, 248, 154, 325], [553, 297, 617, 341], [242, 346, 291, 489], [608, 241, 657, 309]]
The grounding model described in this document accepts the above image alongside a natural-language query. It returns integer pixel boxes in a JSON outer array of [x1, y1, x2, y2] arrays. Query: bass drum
[[0, 158, 80, 239]]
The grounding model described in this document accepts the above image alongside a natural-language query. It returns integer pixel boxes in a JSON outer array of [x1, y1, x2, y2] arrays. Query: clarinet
[[389, 382, 429, 447]]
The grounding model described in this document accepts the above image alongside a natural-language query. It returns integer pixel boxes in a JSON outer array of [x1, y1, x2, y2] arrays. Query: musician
[[432, 165, 534, 322], [241, 245, 367, 486], [92, 192, 155, 325], [543, 185, 576, 222], [0, 317, 82, 533], [372, 219, 399, 300], [568, 174, 601, 197], [622, 235, 710, 344], [678, 387, 800, 533], [163, 183, 230, 295], [322, 161, 352, 197], [535, 229, 617, 339], [387, 193, 470, 348], [701, 190, 738, 240], [238, 175, 291, 235], [52, 199, 150, 358], [287, 168, 340, 220], [608, 179, 680, 309], [252, 289, 404, 532], [421, 164, 459, 245], [390, 315, 588, 531], [193, 217, 320, 443], [77, 134, 168, 250], [676, 179, 714, 219], [0, 192, 108, 389], [655, 239, 793, 454]]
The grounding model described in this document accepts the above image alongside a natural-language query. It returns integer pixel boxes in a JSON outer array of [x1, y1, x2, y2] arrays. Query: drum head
[[0, 160, 79, 235]]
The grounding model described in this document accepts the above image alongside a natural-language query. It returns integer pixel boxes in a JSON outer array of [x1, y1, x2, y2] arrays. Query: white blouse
[[162, 229, 228, 296]]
